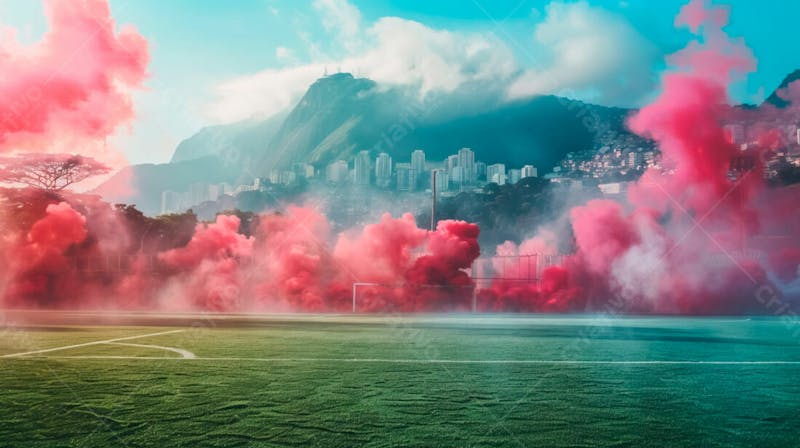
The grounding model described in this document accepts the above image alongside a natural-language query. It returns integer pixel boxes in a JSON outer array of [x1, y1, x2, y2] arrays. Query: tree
[[0, 153, 111, 192]]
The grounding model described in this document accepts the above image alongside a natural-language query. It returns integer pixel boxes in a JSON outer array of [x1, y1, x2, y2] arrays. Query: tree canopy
[[0, 153, 111, 192]]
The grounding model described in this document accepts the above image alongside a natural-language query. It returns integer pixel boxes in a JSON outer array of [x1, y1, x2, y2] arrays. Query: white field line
[[13, 356, 800, 365], [106, 342, 196, 359], [0, 329, 186, 358]]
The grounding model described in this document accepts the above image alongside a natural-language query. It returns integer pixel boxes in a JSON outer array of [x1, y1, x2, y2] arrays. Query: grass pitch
[[1, 312, 799, 447]]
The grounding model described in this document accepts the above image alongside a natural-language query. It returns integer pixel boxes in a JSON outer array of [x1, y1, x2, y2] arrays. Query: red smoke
[[0, 0, 148, 168], [3, 0, 798, 315], [484, 0, 799, 314], [159, 215, 255, 311], [253, 207, 339, 311], [0, 201, 482, 312], [4, 202, 87, 308]]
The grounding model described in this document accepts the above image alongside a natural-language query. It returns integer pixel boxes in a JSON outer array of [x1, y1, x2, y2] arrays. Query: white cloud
[[208, 12, 519, 123], [355, 18, 517, 95], [209, 64, 325, 123], [275, 46, 297, 64], [507, 1, 658, 106], [312, 0, 362, 53], [207, 0, 659, 123]]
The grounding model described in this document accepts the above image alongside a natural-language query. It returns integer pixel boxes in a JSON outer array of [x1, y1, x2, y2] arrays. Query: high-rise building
[[627, 151, 643, 170], [457, 148, 476, 185], [411, 149, 426, 190], [326, 160, 349, 183], [446, 154, 459, 180], [375, 152, 393, 188], [487, 163, 506, 185], [508, 169, 521, 185], [476, 162, 487, 181], [161, 190, 184, 215], [354, 150, 371, 185], [521, 165, 538, 179], [411, 149, 426, 174], [396, 163, 416, 191], [431, 168, 449, 192], [188, 183, 210, 206], [292, 163, 314, 179], [207, 184, 221, 202], [279, 171, 296, 185]]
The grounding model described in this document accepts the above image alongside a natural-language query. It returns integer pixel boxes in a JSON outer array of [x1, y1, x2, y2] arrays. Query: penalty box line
[[0, 329, 187, 359], [17, 356, 800, 365]]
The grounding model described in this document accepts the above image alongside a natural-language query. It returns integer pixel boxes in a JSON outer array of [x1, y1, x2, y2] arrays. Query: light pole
[[430, 170, 437, 231]]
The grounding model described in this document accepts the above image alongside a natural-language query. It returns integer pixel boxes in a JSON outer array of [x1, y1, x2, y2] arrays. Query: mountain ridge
[[95, 69, 800, 215]]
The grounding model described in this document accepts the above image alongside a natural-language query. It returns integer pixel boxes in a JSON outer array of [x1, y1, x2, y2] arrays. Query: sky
[[1, 0, 798, 165]]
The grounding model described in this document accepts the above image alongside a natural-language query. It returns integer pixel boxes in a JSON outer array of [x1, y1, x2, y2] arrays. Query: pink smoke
[[3, 202, 87, 307], [253, 207, 338, 311], [159, 215, 254, 311], [485, 0, 798, 314], [0, 198, 482, 312], [2, 0, 797, 315], [0, 0, 148, 169]]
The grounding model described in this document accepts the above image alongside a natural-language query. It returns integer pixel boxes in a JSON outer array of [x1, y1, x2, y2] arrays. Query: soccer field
[[1, 312, 799, 447]]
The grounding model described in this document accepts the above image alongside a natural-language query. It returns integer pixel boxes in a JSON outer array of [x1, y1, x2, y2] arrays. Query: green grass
[[1, 314, 800, 447]]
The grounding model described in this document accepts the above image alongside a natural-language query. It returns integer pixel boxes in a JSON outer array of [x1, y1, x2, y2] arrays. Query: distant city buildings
[[431, 168, 449, 192], [521, 165, 537, 179], [354, 150, 371, 185], [476, 162, 487, 181], [411, 149, 426, 190], [446, 154, 459, 184], [161, 191, 183, 215], [598, 182, 629, 195], [153, 141, 597, 217], [396, 163, 414, 191], [292, 163, 314, 179], [156, 112, 800, 217], [326, 160, 349, 183], [487, 163, 506, 185], [457, 147, 476, 186], [375, 152, 393, 188], [554, 146, 659, 181], [161, 182, 233, 215]]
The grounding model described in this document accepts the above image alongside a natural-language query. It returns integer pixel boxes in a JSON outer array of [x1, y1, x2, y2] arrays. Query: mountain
[[255, 73, 637, 174], [764, 69, 800, 108], [170, 113, 286, 164], [93, 156, 246, 215], [95, 73, 643, 215]]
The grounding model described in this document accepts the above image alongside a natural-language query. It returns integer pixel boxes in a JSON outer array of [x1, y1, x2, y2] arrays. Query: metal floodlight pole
[[472, 282, 478, 313], [430, 170, 437, 231]]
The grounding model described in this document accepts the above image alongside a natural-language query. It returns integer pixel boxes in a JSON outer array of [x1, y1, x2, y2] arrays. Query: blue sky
[[1, 0, 798, 164]]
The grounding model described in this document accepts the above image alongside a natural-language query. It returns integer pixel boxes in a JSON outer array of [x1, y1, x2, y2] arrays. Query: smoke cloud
[[0, 0, 148, 168], [2, 0, 798, 315], [486, 0, 800, 314], [0, 202, 482, 312]]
